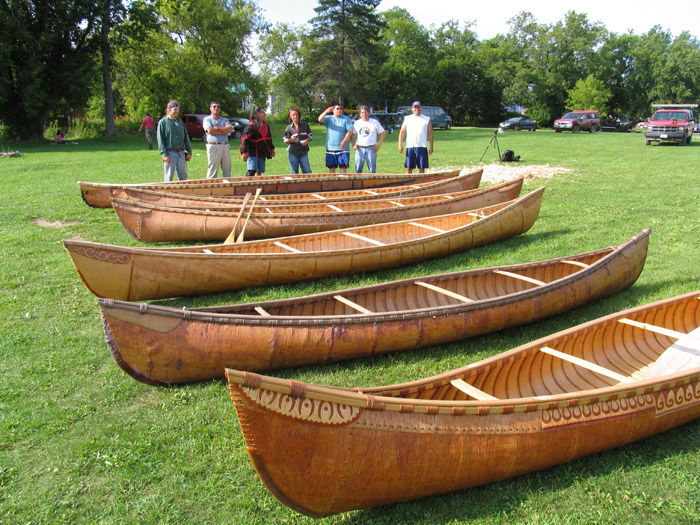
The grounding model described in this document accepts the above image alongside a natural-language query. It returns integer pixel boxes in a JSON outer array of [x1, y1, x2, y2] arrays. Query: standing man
[[398, 101, 433, 174], [341, 106, 387, 173], [157, 100, 192, 182], [138, 111, 155, 150], [203, 101, 233, 178], [317, 104, 353, 173]]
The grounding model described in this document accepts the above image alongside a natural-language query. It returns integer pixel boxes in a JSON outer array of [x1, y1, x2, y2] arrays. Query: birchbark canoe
[[79, 170, 460, 208], [112, 169, 483, 207], [62, 187, 545, 301], [100, 229, 649, 385], [226, 289, 700, 517], [111, 178, 524, 242]]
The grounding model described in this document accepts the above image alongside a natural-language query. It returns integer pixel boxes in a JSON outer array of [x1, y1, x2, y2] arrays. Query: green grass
[[1, 126, 699, 523]]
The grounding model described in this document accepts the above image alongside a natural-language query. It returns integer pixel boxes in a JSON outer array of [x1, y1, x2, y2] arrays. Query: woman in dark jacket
[[283, 108, 313, 174], [240, 107, 275, 176]]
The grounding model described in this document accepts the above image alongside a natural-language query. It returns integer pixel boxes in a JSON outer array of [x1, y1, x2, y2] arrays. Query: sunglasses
[[211, 105, 220, 108]]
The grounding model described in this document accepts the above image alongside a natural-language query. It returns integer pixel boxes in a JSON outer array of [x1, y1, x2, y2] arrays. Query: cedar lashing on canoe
[[113, 168, 483, 207], [63, 187, 545, 301], [110, 178, 524, 242], [99, 229, 650, 385], [78, 170, 462, 208], [225, 290, 700, 517]]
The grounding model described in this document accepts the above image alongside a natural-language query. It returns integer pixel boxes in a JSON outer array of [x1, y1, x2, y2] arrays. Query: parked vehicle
[[554, 110, 600, 133], [499, 116, 537, 131], [645, 104, 697, 146], [184, 114, 246, 140], [396, 105, 452, 129]]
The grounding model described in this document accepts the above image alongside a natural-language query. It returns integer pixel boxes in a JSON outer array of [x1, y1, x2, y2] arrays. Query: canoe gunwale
[[225, 290, 700, 416], [97, 228, 650, 327]]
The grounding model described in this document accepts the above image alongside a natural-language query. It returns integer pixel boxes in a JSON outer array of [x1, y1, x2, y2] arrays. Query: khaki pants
[[206, 143, 232, 178]]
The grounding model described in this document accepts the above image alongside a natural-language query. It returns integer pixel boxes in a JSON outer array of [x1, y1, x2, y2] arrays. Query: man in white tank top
[[398, 101, 434, 174]]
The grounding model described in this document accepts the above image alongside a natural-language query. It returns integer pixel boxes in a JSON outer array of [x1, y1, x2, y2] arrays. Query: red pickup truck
[[644, 104, 697, 146]]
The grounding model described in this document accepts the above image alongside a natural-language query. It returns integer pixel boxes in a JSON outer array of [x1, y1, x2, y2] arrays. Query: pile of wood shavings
[[445, 164, 574, 184]]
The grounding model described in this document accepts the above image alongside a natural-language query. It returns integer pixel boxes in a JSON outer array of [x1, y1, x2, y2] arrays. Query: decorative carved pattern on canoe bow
[[69, 244, 132, 264], [241, 386, 362, 426]]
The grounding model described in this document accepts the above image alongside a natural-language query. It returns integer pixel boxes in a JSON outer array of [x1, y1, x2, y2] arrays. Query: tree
[[114, 0, 264, 118], [308, 0, 385, 106], [376, 7, 434, 105], [0, 0, 100, 139], [258, 23, 316, 114], [565, 75, 612, 117]]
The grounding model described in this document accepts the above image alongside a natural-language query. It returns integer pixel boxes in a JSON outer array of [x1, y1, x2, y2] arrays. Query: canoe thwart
[[561, 259, 591, 268], [254, 306, 272, 317], [450, 378, 498, 400], [273, 241, 302, 253], [617, 318, 700, 341], [415, 281, 474, 303], [342, 232, 386, 246], [333, 295, 373, 314], [408, 222, 445, 234], [539, 346, 634, 383], [494, 270, 546, 286]]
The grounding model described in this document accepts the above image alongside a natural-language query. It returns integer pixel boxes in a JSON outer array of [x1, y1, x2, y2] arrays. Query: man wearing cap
[[317, 104, 354, 173], [157, 99, 192, 182], [203, 101, 233, 178], [398, 101, 434, 174]]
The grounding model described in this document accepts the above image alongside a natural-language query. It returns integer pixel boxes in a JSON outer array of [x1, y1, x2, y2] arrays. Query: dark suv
[[396, 106, 452, 129], [554, 110, 600, 133]]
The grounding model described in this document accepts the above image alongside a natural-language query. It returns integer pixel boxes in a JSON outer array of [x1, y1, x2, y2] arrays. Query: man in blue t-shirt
[[317, 104, 354, 173]]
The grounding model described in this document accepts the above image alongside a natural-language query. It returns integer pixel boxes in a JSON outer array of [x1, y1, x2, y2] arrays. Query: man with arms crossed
[[341, 106, 387, 173], [203, 101, 233, 178], [318, 104, 354, 173], [157, 100, 192, 181], [398, 101, 433, 174]]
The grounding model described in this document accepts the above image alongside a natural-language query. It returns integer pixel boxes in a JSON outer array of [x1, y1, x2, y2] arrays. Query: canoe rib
[[225, 290, 700, 517], [97, 229, 650, 385]]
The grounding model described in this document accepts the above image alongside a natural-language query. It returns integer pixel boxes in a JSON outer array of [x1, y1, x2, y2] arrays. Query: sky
[[254, 0, 700, 40]]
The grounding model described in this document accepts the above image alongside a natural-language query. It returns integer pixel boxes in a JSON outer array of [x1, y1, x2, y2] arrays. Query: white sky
[[255, 0, 699, 39]]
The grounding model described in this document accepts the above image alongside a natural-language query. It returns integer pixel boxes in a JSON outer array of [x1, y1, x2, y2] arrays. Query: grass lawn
[[1, 125, 699, 523]]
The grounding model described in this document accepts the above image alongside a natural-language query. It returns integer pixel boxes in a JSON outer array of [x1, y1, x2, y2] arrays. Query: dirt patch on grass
[[34, 218, 82, 228], [452, 163, 574, 184]]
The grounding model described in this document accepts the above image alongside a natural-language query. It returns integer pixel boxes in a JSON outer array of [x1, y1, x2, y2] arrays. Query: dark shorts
[[405, 147, 429, 170], [325, 150, 350, 168]]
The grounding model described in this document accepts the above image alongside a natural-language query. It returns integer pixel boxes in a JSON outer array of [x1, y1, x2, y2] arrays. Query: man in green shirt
[[157, 100, 192, 181]]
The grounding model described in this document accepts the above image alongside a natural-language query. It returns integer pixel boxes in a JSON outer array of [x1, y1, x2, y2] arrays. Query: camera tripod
[[479, 129, 502, 163]]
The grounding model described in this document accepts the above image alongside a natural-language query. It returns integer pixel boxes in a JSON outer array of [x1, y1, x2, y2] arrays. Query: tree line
[[1, 0, 699, 139]]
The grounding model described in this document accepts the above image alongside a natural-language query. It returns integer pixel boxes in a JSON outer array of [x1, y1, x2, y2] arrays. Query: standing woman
[[240, 107, 275, 176], [283, 108, 313, 174]]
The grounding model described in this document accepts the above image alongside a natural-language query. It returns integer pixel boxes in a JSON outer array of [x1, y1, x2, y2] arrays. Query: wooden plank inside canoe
[[451, 378, 499, 400], [273, 241, 303, 253], [561, 259, 590, 268], [342, 232, 386, 246], [493, 270, 546, 286], [333, 295, 373, 314], [326, 204, 344, 212], [617, 318, 700, 341], [415, 281, 474, 303], [408, 222, 445, 233], [254, 306, 272, 317], [540, 346, 634, 383]]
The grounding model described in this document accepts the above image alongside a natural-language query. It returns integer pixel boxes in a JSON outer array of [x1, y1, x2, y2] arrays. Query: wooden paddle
[[223, 192, 252, 244], [236, 187, 263, 243]]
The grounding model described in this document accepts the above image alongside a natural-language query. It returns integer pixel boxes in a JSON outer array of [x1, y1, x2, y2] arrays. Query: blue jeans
[[246, 156, 266, 173], [355, 146, 377, 173], [288, 152, 312, 174], [163, 151, 188, 181]]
